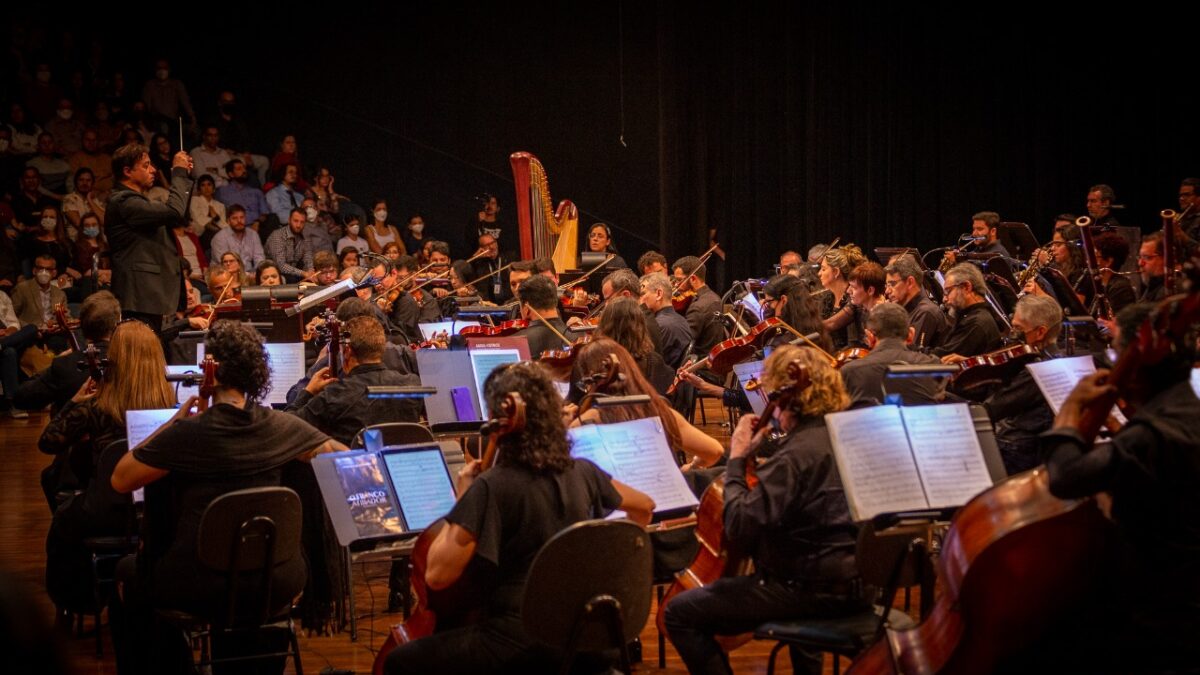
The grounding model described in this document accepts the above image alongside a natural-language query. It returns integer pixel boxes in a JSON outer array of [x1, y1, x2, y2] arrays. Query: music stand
[[999, 223, 1039, 261], [1040, 268, 1089, 316], [875, 247, 926, 270]]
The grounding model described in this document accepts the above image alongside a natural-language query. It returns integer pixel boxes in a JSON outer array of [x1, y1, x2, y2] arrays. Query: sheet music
[[468, 349, 521, 418], [825, 406, 929, 521], [569, 417, 699, 517], [382, 448, 457, 531], [165, 365, 200, 400], [733, 360, 768, 416], [125, 408, 177, 504], [1192, 368, 1200, 398], [901, 404, 993, 510], [197, 342, 306, 406], [1026, 355, 1127, 425]]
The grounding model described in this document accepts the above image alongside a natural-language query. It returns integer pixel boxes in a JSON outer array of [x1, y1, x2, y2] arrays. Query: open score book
[[825, 403, 994, 521]]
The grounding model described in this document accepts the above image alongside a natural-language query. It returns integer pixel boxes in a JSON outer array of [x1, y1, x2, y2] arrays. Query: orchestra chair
[[345, 423, 452, 641], [523, 519, 653, 675], [752, 521, 925, 675], [155, 487, 304, 674]]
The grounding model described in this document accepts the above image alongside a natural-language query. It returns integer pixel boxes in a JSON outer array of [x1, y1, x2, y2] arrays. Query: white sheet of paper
[[197, 342, 306, 407], [733, 359, 768, 416], [824, 406, 929, 521], [901, 404, 993, 510], [125, 408, 177, 505], [569, 417, 699, 517], [1192, 368, 1200, 398], [418, 320, 480, 340], [1027, 355, 1127, 425], [468, 349, 521, 418]]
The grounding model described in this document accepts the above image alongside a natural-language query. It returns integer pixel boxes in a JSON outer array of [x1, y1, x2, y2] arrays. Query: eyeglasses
[[884, 279, 902, 288], [943, 282, 967, 293], [220, 258, 238, 265], [1137, 253, 1161, 261]]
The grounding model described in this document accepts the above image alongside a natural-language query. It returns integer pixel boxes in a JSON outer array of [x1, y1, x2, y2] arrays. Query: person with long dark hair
[[382, 361, 653, 674]]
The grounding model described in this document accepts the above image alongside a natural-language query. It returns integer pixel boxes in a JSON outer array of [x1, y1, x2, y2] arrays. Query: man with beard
[[215, 158, 269, 228]]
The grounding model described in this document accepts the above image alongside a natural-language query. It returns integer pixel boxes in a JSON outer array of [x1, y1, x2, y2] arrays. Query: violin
[[572, 354, 621, 424], [538, 336, 592, 370], [458, 319, 529, 339], [656, 360, 812, 649], [53, 304, 81, 353], [834, 346, 869, 368], [413, 329, 450, 350], [671, 289, 697, 313], [949, 343, 1039, 392], [196, 355, 218, 412], [705, 317, 790, 375], [373, 393, 527, 674]]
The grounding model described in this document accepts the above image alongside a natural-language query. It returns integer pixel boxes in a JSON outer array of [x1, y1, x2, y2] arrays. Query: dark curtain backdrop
[[15, 4, 1194, 284]]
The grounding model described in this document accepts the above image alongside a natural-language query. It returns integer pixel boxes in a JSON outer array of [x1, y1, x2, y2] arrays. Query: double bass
[[846, 263, 1200, 674], [372, 393, 526, 675], [655, 360, 812, 649]]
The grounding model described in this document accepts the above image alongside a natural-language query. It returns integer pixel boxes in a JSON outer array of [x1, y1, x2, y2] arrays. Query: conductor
[[106, 143, 194, 332]]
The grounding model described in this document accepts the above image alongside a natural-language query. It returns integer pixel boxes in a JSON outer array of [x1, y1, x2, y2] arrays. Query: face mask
[[36, 71, 51, 83], [0, 140, 8, 153], [82, 227, 100, 238], [305, 207, 318, 221], [41, 217, 57, 231], [410, 223, 424, 234], [348, 225, 360, 236], [35, 270, 52, 285], [374, 210, 388, 222], [57, 109, 72, 120], [156, 69, 169, 80]]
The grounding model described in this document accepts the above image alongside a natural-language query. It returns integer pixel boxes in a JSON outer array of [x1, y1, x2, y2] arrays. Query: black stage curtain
[[655, 2, 1197, 282]]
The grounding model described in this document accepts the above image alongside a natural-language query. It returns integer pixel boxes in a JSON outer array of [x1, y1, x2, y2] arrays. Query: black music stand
[[874, 247, 926, 269], [1000, 222, 1039, 261], [1040, 268, 1089, 316]]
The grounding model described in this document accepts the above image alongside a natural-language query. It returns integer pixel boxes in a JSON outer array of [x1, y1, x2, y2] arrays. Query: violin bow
[[670, 243, 721, 294], [559, 254, 616, 294], [461, 260, 515, 290], [530, 310, 573, 347], [205, 277, 235, 324], [775, 320, 838, 366]]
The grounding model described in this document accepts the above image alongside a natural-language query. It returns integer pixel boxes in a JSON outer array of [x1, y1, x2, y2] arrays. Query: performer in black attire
[[15, 290, 120, 414], [639, 271, 693, 369], [884, 256, 949, 352], [105, 143, 193, 333], [1092, 231, 1136, 315], [940, 211, 1011, 268], [672, 256, 725, 354], [286, 315, 421, 445], [840, 302, 944, 406], [109, 321, 344, 675], [664, 345, 866, 675], [1085, 184, 1121, 230], [933, 263, 1002, 359], [514, 275, 580, 357], [383, 361, 653, 674], [980, 295, 1062, 475], [1136, 231, 1167, 303], [1040, 302, 1200, 672]]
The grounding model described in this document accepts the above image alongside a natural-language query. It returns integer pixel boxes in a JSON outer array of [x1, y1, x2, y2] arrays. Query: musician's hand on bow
[[187, 316, 209, 330]]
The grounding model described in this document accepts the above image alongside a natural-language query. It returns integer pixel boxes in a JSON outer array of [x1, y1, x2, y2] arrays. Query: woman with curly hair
[[109, 320, 344, 674], [383, 361, 654, 675], [664, 344, 865, 675], [816, 243, 867, 349]]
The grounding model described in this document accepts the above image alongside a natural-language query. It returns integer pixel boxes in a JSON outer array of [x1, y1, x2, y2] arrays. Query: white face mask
[[40, 217, 57, 231], [410, 222, 424, 234], [57, 109, 72, 120], [348, 225, 360, 236], [305, 207, 318, 221], [374, 210, 388, 222], [35, 270, 52, 285], [156, 69, 169, 80]]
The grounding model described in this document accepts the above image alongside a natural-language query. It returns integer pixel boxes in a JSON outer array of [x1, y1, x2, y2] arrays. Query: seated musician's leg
[[384, 613, 544, 675], [664, 574, 861, 675]]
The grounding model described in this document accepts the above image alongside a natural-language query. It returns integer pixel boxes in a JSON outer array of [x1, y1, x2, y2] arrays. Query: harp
[[510, 152, 578, 273]]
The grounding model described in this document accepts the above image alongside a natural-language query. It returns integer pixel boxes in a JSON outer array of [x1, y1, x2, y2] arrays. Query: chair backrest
[[522, 519, 652, 651], [196, 487, 302, 573], [352, 422, 435, 449]]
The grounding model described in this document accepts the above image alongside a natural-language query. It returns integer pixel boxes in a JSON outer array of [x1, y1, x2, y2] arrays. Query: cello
[[655, 360, 812, 649], [372, 393, 526, 675], [845, 265, 1200, 674]]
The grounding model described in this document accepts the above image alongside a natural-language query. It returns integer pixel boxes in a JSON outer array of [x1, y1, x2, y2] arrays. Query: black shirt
[[839, 337, 944, 406], [447, 459, 622, 613], [1138, 275, 1166, 303], [134, 402, 328, 611], [904, 293, 950, 353], [932, 302, 1002, 357], [515, 316, 578, 357], [286, 362, 422, 446], [654, 305, 693, 369], [724, 416, 858, 582], [983, 351, 1057, 475], [685, 286, 725, 354], [15, 340, 107, 414]]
